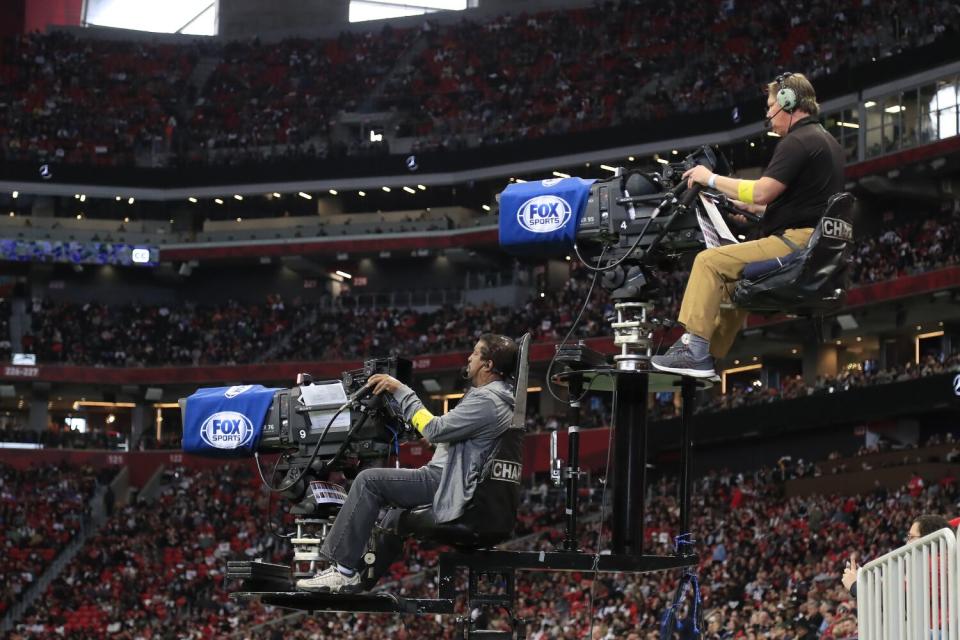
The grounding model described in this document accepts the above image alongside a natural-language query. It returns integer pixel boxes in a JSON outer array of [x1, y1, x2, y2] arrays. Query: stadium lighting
[[627, 156, 635, 162], [552, 171, 571, 178], [76, 213, 83, 220], [864, 100, 877, 108], [672, 149, 679, 155], [382, 186, 391, 192], [8, 212, 13, 217], [329, 189, 338, 195], [115, 196, 122, 201], [233, 194, 243, 201], [482, 204, 491, 211], [358, 191, 366, 197], [123, 217, 129, 223], [11, 191, 17, 198], [272, 192, 281, 198], [298, 192, 313, 199], [214, 198, 224, 205], [600, 164, 617, 172], [188, 197, 198, 203], [128, 197, 135, 204], [236, 217, 242, 222], [417, 184, 426, 190], [750, 141, 756, 147], [884, 105, 905, 114], [403, 186, 416, 194], [837, 121, 860, 128], [79, 194, 86, 202], [335, 270, 352, 279]]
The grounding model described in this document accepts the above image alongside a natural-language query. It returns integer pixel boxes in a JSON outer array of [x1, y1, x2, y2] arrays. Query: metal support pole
[[678, 376, 697, 553], [611, 372, 648, 555], [562, 376, 582, 552]]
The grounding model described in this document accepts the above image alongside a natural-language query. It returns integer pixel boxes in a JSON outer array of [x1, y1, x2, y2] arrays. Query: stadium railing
[[857, 527, 958, 640]]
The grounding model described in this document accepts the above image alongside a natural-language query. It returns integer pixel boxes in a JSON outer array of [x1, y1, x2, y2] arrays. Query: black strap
[[777, 233, 803, 252]]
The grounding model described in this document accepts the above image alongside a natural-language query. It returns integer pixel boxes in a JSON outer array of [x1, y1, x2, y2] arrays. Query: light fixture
[[335, 270, 352, 279], [115, 196, 122, 201], [539, 292, 545, 298], [791, 348, 798, 354], [565, 256, 571, 261], [382, 186, 391, 192], [233, 194, 243, 201], [884, 105, 905, 114], [8, 212, 13, 217], [11, 191, 17, 199], [837, 121, 860, 129], [864, 100, 877, 108], [856, 336, 862, 342], [188, 197, 198, 203], [671, 150, 679, 155], [358, 191, 366, 197], [128, 197, 135, 204], [417, 185, 426, 190], [298, 192, 313, 199], [600, 164, 617, 172], [76, 213, 83, 220], [272, 192, 281, 198], [552, 171, 571, 178], [236, 217, 242, 222], [403, 186, 416, 194], [836, 339, 842, 345], [106, 414, 116, 424], [482, 204, 491, 211], [123, 217, 129, 223], [627, 156, 635, 162], [79, 194, 86, 202], [329, 189, 338, 195], [74, 194, 80, 199], [214, 198, 224, 205], [749, 141, 756, 147]]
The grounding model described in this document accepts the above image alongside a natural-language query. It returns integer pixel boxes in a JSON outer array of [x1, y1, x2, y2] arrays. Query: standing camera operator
[[652, 72, 844, 378], [297, 333, 518, 593]]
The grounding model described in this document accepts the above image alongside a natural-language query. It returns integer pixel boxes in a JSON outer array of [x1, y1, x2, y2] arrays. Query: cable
[[545, 246, 608, 405], [586, 410, 617, 640], [254, 401, 350, 494], [572, 212, 658, 273]]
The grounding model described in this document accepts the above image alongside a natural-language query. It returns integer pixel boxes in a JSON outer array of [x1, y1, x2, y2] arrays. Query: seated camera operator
[[297, 333, 518, 593], [651, 72, 844, 378]]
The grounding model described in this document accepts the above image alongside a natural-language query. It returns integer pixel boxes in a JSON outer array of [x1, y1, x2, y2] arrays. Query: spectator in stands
[[653, 73, 844, 379], [296, 334, 517, 593], [841, 513, 953, 596]]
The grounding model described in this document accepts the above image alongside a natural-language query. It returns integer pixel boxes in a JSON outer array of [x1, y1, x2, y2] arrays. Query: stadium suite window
[[349, 0, 473, 23]]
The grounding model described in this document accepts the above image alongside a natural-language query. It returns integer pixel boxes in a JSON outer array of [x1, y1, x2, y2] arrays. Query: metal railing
[[857, 527, 958, 640]]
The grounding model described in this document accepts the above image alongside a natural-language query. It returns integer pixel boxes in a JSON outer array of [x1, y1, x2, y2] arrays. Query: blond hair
[[767, 73, 820, 117]]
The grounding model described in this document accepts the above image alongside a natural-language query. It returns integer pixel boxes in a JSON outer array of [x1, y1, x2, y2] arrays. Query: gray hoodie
[[392, 380, 515, 523]]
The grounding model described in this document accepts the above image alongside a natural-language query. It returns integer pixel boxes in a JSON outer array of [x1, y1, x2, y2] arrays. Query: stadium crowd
[[5, 443, 959, 638], [2, 0, 958, 167], [0, 463, 111, 618]]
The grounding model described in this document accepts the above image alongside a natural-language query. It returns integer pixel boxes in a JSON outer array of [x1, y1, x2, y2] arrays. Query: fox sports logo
[[517, 195, 572, 234], [200, 411, 254, 449]]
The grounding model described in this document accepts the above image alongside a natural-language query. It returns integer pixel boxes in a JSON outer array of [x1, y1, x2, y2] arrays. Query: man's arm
[[367, 374, 498, 444]]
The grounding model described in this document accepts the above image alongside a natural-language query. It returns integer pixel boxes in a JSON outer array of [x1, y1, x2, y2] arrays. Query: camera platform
[[229, 550, 697, 611]]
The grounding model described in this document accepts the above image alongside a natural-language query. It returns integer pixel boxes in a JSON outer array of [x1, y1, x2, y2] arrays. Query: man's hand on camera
[[682, 164, 713, 189], [367, 373, 403, 396]]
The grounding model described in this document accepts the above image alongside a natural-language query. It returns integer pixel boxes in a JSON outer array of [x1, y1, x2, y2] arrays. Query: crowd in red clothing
[[2, 0, 958, 168], [0, 463, 110, 617], [7, 450, 957, 638]]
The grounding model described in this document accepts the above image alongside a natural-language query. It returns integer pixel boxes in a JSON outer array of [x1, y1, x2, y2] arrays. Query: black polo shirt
[[760, 116, 845, 237]]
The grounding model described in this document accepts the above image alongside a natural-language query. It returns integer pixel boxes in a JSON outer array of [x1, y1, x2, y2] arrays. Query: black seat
[[396, 332, 531, 548], [733, 192, 856, 315]]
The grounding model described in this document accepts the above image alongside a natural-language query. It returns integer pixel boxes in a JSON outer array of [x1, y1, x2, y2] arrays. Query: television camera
[[182, 356, 415, 579]]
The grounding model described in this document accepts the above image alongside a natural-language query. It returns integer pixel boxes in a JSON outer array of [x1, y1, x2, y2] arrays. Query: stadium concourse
[[2, 0, 960, 638]]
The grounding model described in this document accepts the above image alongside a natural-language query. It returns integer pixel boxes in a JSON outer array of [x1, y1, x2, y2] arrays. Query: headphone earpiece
[[775, 72, 798, 113]]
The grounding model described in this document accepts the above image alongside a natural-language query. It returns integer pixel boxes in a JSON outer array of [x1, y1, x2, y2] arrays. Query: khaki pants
[[678, 228, 814, 358]]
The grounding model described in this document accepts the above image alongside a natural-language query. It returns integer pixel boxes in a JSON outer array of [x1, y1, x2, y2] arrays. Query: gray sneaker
[[296, 566, 363, 593], [651, 335, 716, 378]]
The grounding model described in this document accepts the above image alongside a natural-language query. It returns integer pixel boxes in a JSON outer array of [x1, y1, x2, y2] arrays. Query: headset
[[775, 72, 798, 113]]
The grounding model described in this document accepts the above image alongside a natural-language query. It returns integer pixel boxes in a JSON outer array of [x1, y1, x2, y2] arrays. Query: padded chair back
[[396, 333, 531, 548], [733, 192, 856, 314]]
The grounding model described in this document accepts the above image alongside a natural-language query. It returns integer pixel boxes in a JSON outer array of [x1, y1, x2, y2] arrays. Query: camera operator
[[297, 333, 518, 593], [651, 72, 844, 378]]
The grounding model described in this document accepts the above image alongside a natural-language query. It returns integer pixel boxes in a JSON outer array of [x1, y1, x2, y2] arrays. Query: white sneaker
[[296, 566, 362, 593]]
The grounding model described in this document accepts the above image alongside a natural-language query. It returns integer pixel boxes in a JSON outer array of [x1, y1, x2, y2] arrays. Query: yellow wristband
[[737, 180, 756, 205], [411, 408, 435, 433]]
